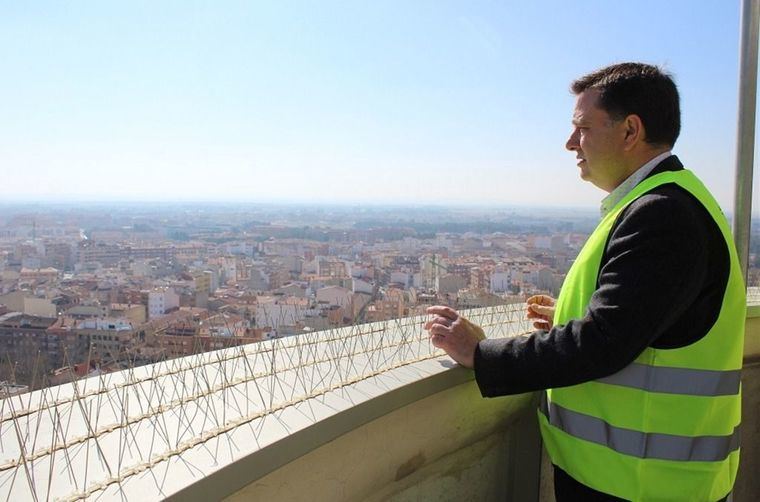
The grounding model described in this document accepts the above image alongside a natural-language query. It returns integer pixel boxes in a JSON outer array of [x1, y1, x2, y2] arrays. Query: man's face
[[565, 90, 628, 192]]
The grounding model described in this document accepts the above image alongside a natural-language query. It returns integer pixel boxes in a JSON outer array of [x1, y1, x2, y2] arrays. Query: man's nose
[[566, 129, 579, 151]]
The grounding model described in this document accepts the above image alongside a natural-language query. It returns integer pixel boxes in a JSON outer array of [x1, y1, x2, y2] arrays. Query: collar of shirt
[[600, 151, 673, 217]]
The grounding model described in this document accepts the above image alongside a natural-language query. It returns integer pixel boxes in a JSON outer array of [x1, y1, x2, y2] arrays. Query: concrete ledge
[[222, 378, 540, 502], [171, 363, 485, 501]]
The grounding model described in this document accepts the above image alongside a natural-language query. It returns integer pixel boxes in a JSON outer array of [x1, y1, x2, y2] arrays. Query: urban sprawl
[[0, 204, 599, 394]]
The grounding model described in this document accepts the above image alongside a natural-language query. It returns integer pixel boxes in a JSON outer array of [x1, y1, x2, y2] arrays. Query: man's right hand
[[424, 305, 484, 369], [526, 295, 556, 330]]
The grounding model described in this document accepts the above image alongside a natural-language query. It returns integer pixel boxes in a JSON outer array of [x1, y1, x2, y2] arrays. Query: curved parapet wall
[[222, 375, 540, 502], [0, 304, 534, 501]]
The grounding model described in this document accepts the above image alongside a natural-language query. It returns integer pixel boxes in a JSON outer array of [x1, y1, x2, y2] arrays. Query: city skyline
[[0, 1, 746, 210]]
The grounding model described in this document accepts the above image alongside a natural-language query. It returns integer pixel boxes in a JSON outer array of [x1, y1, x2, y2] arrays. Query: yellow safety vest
[[540, 169, 745, 501]]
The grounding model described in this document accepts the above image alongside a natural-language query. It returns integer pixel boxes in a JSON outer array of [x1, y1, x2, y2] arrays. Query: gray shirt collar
[[600, 151, 673, 217]]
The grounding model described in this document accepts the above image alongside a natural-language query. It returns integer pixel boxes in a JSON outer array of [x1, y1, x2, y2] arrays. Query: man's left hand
[[424, 305, 485, 369]]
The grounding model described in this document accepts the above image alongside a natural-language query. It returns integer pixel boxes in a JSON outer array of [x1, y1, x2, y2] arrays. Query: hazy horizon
[[0, 195, 607, 211]]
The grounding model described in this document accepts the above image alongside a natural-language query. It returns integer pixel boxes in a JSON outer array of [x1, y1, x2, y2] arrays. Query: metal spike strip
[[0, 305, 524, 500]]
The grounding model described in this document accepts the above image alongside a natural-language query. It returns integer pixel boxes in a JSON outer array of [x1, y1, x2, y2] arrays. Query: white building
[[420, 254, 447, 289], [255, 296, 311, 335], [76, 317, 133, 331], [490, 270, 513, 293], [148, 288, 180, 319]]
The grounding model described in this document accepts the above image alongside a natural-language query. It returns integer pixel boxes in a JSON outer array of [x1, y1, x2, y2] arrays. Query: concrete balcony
[[1, 304, 758, 501]]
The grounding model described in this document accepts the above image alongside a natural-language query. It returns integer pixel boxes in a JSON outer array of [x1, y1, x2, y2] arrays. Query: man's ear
[[622, 114, 644, 151]]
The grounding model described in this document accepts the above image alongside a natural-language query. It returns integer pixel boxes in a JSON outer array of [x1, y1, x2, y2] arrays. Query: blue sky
[[0, 1, 746, 209]]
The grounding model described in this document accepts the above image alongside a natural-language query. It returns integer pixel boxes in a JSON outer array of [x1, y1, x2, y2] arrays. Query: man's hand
[[526, 294, 556, 330], [423, 305, 485, 369]]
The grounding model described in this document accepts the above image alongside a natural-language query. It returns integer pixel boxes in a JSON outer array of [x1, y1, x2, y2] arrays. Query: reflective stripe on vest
[[597, 362, 741, 396], [540, 395, 740, 462]]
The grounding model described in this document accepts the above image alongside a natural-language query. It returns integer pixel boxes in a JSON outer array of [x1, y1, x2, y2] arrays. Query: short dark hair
[[571, 62, 680, 148]]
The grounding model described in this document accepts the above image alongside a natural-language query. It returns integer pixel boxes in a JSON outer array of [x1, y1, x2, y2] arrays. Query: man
[[424, 63, 744, 502]]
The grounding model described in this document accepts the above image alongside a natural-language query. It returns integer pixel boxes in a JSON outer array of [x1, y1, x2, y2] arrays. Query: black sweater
[[474, 155, 730, 397]]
